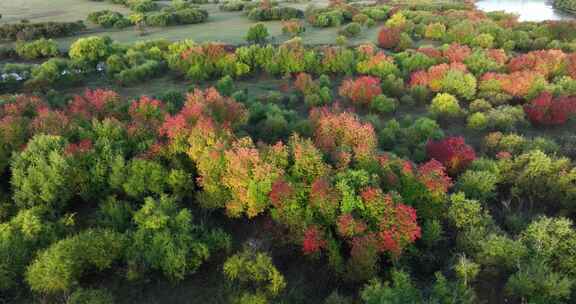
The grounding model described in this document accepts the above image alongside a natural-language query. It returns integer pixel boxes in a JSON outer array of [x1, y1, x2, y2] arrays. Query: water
[[476, 0, 575, 21]]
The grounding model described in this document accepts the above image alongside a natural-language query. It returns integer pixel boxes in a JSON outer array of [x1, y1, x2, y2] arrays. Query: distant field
[[0, 0, 382, 47], [0, 0, 132, 23]]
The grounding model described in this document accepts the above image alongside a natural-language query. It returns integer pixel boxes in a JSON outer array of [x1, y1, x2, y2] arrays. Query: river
[[476, 0, 575, 21]]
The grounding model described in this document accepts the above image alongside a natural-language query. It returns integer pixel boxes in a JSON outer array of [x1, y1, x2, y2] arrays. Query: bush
[[248, 7, 303, 21], [424, 22, 446, 40], [87, 10, 131, 28], [245, 23, 269, 44], [429, 93, 462, 118], [472, 33, 495, 48], [281, 19, 305, 37], [128, 0, 159, 13], [15, 38, 59, 60], [68, 288, 115, 304], [0, 21, 85, 41], [339, 22, 362, 38]]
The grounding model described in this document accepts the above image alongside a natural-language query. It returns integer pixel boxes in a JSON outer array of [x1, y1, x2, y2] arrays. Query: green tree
[[26, 229, 126, 294], [128, 195, 230, 281], [10, 135, 72, 210], [223, 247, 286, 304], [245, 23, 269, 44], [69, 36, 114, 63]]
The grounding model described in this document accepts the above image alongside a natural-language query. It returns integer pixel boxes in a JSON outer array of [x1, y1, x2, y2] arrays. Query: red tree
[[303, 225, 327, 254], [310, 106, 377, 165], [378, 26, 401, 49], [443, 43, 471, 63], [338, 76, 382, 105], [524, 92, 576, 125], [426, 136, 476, 174], [417, 159, 452, 196]]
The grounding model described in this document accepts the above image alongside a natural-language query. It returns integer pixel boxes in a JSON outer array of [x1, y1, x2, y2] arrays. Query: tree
[[426, 136, 476, 174], [129, 195, 230, 281], [10, 135, 72, 210], [338, 76, 382, 106], [524, 92, 576, 126], [223, 247, 286, 304], [15, 38, 59, 60], [245, 23, 269, 44], [377, 26, 401, 49], [69, 36, 114, 63], [429, 93, 463, 118], [0, 208, 58, 291], [222, 137, 285, 218], [310, 106, 377, 166], [26, 229, 126, 294]]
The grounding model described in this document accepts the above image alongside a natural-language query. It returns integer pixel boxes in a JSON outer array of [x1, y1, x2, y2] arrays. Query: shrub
[[67, 288, 115, 304], [128, 0, 158, 13], [15, 38, 59, 60], [472, 33, 494, 48], [245, 23, 269, 44], [339, 22, 362, 38], [87, 10, 131, 28], [219, 0, 246, 11], [424, 23, 446, 40], [0, 21, 85, 41], [429, 93, 463, 118], [248, 6, 303, 21], [282, 19, 305, 37]]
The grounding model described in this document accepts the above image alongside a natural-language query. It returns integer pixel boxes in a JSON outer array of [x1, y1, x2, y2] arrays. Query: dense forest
[[2, 0, 576, 303]]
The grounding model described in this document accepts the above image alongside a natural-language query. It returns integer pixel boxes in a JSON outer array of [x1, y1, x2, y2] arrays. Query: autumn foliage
[[310, 106, 377, 165], [507, 49, 566, 78], [338, 76, 382, 105], [426, 136, 476, 174], [377, 26, 401, 49], [524, 92, 576, 125]]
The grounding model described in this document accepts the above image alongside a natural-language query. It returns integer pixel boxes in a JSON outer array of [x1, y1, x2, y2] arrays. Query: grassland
[[1, 0, 382, 48]]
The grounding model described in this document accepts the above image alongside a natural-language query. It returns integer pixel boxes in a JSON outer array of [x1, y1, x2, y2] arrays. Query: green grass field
[[1, 0, 382, 48]]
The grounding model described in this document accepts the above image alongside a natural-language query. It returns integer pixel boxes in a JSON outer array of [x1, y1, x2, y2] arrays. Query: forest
[[2, 0, 576, 303]]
